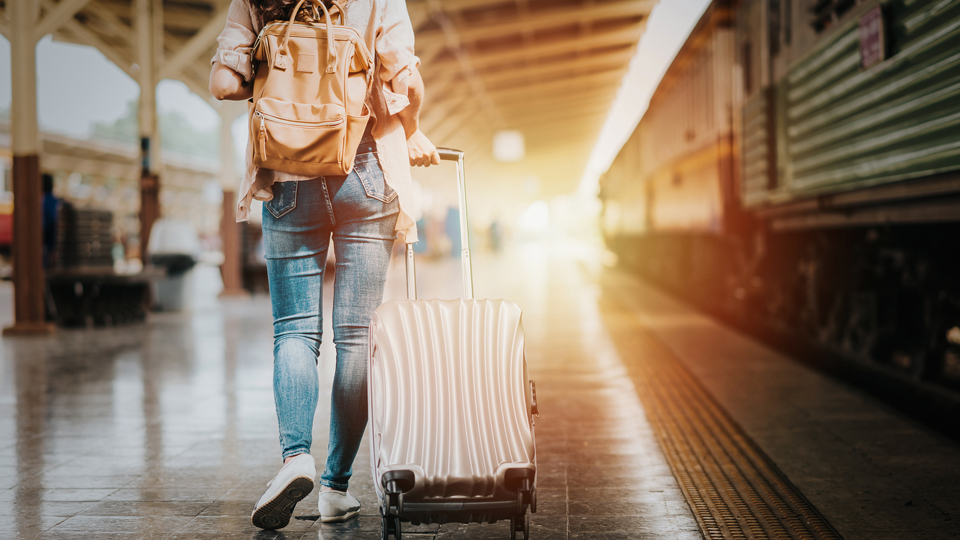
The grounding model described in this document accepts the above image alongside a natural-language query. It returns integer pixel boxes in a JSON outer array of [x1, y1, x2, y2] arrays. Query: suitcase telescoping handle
[[405, 147, 475, 301]]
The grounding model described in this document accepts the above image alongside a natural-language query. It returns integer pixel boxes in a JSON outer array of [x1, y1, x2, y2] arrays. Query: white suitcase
[[367, 149, 538, 540]]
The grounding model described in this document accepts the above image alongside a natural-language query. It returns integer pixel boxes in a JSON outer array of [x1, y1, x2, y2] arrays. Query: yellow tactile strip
[[617, 318, 843, 539]]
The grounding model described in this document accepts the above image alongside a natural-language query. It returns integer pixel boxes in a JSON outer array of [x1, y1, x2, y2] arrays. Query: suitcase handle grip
[[405, 148, 474, 301], [436, 147, 463, 162]]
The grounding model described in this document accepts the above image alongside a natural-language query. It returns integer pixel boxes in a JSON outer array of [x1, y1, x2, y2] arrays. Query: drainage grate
[[617, 316, 843, 540]]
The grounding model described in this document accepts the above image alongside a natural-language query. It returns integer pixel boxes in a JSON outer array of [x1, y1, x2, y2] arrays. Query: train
[[600, 0, 960, 404]]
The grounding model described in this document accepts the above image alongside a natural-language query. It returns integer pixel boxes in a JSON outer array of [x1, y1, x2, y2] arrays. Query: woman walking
[[209, 0, 439, 529]]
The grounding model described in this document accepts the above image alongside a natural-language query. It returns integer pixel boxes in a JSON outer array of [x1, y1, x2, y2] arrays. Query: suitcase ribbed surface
[[369, 298, 534, 500]]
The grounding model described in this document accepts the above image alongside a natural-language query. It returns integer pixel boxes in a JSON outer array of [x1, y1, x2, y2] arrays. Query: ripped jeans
[[261, 149, 398, 490]]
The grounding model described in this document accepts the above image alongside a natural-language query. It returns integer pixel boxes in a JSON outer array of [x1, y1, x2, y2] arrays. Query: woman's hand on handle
[[407, 130, 441, 167]]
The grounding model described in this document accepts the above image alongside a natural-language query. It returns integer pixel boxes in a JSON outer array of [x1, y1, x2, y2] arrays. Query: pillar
[[136, 0, 163, 264], [4, 0, 53, 335], [218, 102, 248, 297]]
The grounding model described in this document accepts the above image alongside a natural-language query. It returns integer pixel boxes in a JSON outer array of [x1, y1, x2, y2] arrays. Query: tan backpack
[[250, 0, 373, 176]]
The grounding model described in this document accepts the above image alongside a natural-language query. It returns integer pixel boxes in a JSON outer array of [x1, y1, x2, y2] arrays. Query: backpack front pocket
[[253, 97, 346, 168]]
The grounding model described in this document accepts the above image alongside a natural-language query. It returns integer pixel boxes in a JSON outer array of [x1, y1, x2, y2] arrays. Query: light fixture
[[493, 130, 525, 162]]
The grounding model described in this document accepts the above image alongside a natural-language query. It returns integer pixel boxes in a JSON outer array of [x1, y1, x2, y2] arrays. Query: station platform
[[1, 243, 958, 539]]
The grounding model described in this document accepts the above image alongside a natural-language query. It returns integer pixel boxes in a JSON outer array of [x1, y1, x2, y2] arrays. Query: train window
[[768, 0, 781, 56], [834, 0, 857, 18], [810, 0, 862, 32], [742, 41, 753, 95], [784, 0, 792, 44], [810, 0, 832, 32]]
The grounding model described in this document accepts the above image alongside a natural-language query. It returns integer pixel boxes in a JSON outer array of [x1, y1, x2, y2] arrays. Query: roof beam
[[421, 68, 613, 132], [431, 0, 517, 12], [41, 0, 135, 77], [422, 80, 618, 136], [499, 97, 612, 117], [517, 120, 605, 139], [37, 0, 93, 38], [434, 25, 643, 71], [57, 23, 134, 77], [83, 2, 134, 44], [429, 101, 489, 143], [95, 0, 213, 32], [478, 48, 635, 87], [492, 68, 625, 94], [417, 0, 652, 46], [421, 93, 471, 134], [426, 81, 618, 135], [519, 87, 618, 104], [409, 0, 518, 18], [424, 1, 505, 129], [444, 68, 624, 102], [505, 107, 610, 127], [161, 4, 230, 80]]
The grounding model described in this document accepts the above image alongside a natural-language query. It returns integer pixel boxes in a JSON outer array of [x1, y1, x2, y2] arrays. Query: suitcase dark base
[[379, 500, 534, 540], [378, 478, 536, 539]]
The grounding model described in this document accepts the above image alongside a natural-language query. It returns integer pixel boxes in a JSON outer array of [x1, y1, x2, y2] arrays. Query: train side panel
[[741, 0, 960, 210]]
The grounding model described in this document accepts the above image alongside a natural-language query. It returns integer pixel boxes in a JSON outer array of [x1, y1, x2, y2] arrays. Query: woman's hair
[[251, 0, 335, 24]]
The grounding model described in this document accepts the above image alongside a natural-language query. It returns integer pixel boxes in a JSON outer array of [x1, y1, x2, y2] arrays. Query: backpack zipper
[[259, 121, 267, 158], [255, 110, 344, 129]]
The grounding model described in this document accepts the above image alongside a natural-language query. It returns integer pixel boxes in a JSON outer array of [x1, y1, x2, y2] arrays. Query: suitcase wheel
[[510, 514, 529, 540], [517, 478, 535, 514], [381, 515, 401, 540]]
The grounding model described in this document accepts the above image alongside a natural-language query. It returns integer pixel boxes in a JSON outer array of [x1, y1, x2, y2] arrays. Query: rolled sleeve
[[210, 0, 259, 82], [377, 0, 420, 99], [382, 75, 412, 116]]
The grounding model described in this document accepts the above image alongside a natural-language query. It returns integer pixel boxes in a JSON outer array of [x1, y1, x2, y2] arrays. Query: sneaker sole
[[251, 476, 314, 530], [320, 508, 360, 523]]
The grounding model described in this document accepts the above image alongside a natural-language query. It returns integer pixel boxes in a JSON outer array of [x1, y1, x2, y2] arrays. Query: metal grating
[[616, 314, 843, 539]]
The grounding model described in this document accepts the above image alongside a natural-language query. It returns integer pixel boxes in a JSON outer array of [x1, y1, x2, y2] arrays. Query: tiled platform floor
[[2, 242, 959, 539], [0, 245, 701, 539]]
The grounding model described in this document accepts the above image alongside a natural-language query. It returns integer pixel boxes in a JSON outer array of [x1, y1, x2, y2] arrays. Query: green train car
[[601, 0, 960, 410]]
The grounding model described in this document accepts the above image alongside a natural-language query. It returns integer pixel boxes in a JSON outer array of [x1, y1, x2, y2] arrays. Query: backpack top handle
[[277, 0, 339, 74]]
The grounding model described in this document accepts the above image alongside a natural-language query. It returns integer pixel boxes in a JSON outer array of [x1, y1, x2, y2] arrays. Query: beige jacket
[[212, 0, 421, 241]]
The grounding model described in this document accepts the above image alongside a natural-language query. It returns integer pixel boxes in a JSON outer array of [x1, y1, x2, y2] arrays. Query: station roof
[[1, 0, 653, 203]]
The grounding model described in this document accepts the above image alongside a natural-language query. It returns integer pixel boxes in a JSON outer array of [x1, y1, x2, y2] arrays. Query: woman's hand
[[407, 130, 441, 167]]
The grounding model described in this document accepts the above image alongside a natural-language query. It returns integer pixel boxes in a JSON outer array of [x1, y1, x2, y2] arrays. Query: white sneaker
[[251, 454, 316, 530], [318, 489, 361, 522]]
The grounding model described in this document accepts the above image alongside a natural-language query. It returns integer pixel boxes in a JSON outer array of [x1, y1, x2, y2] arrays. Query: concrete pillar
[[4, 0, 54, 335], [136, 0, 163, 264], [218, 102, 248, 297]]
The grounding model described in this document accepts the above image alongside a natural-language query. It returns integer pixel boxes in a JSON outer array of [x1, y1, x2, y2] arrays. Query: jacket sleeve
[[376, 0, 421, 115], [210, 0, 259, 82]]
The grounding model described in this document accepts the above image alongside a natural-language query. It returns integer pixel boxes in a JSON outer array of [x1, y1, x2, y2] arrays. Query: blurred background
[[0, 0, 708, 315]]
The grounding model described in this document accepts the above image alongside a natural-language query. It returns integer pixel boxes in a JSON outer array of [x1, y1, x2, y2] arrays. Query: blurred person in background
[[489, 215, 502, 253], [41, 173, 60, 269], [209, 0, 439, 530]]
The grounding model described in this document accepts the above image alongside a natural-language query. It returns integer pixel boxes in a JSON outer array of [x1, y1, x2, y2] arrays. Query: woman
[[209, 0, 439, 529]]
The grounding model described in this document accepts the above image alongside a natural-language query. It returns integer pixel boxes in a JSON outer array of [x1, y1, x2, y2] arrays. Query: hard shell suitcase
[[368, 149, 539, 540]]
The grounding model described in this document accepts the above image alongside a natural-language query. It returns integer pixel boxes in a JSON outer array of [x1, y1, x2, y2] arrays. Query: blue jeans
[[261, 150, 398, 490]]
